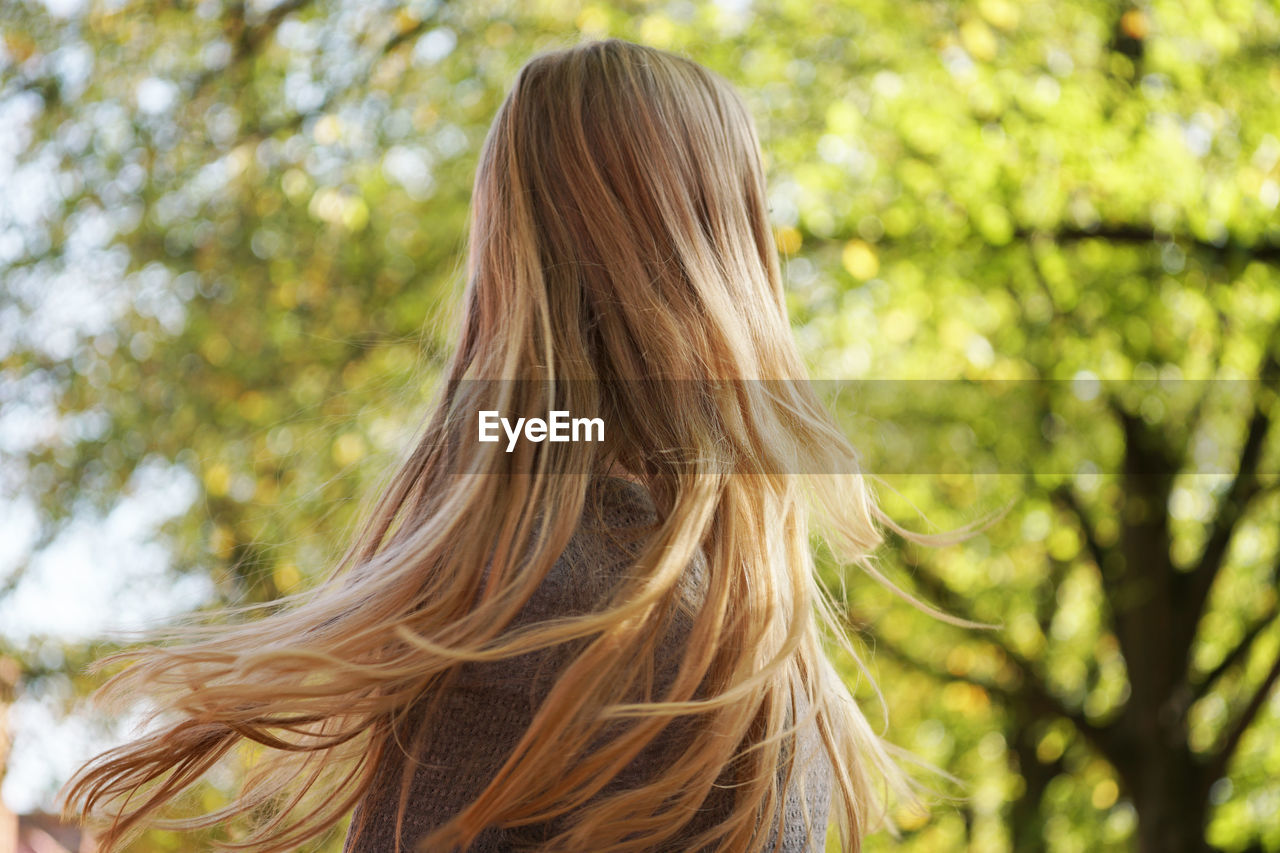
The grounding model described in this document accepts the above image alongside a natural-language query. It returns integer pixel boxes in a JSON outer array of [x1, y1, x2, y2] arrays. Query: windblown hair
[[62, 37, 939, 852]]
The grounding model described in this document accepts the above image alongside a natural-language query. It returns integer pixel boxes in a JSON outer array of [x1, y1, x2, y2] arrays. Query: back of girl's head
[[452, 37, 854, 499], [458, 38, 795, 385]]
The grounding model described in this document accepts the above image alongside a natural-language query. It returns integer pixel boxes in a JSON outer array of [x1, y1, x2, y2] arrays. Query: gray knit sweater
[[342, 477, 831, 852]]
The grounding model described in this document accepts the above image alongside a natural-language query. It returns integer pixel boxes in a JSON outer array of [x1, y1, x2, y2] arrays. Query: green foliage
[[2, 0, 1278, 851]]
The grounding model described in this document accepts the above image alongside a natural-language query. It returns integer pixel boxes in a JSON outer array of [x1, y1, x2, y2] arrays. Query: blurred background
[[1, 0, 1279, 851]]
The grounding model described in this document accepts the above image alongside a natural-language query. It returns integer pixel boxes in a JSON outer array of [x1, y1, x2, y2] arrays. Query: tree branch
[[889, 543, 1118, 755], [240, 3, 450, 142], [1184, 343, 1280, 627], [807, 224, 1280, 265], [870, 630, 1002, 693], [1207, 651, 1280, 782], [871, 613, 1117, 760], [380, 14, 432, 55], [1010, 224, 1280, 264], [184, 0, 315, 100], [1194, 605, 1279, 701]]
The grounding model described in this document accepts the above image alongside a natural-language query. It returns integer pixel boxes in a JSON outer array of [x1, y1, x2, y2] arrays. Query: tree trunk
[[1126, 749, 1210, 853], [1112, 458, 1213, 853]]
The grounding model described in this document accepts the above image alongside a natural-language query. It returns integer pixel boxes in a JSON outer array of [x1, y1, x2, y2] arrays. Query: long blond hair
[[61, 37, 926, 852]]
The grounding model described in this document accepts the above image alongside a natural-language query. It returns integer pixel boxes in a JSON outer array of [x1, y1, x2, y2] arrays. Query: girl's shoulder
[[521, 475, 710, 627], [516, 476, 661, 624]]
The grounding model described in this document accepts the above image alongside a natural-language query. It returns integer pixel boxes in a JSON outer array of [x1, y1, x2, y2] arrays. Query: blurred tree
[[1, 0, 1278, 851]]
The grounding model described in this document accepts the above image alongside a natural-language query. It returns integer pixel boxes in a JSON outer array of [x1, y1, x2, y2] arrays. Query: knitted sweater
[[342, 477, 832, 852]]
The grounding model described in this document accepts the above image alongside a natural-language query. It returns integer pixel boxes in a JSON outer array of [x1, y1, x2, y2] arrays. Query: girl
[[63, 37, 918, 852]]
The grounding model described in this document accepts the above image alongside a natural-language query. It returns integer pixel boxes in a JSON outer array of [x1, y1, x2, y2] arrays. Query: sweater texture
[[341, 477, 832, 852]]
